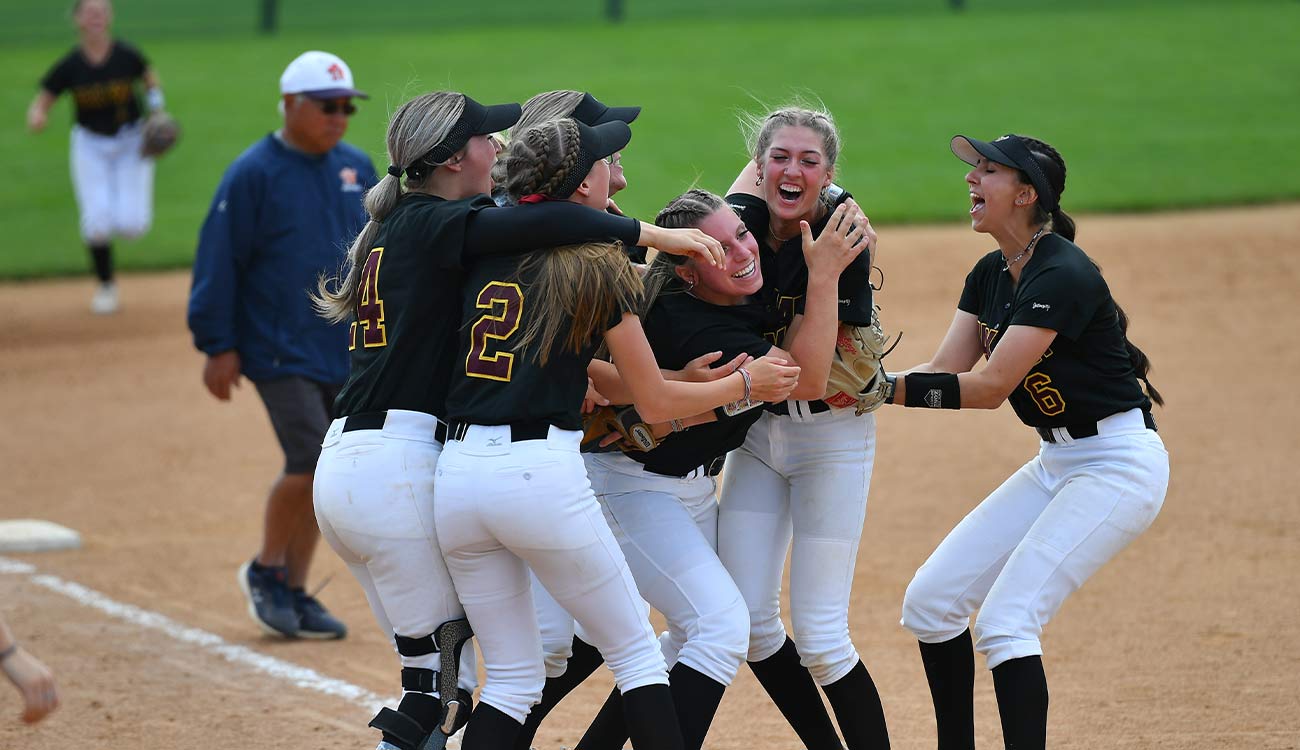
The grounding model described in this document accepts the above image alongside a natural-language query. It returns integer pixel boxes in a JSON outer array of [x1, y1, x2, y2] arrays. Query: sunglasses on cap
[[314, 100, 357, 116]]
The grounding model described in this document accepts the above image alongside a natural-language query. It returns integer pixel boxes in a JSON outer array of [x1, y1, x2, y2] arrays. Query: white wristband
[[146, 88, 165, 112]]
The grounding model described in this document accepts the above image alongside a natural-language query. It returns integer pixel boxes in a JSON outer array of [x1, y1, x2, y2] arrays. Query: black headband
[[546, 120, 632, 200]]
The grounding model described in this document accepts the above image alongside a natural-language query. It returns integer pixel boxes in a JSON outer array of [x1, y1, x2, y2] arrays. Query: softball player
[[432, 118, 800, 749], [888, 134, 1169, 750], [717, 105, 890, 749], [27, 0, 164, 314], [571, 188, 868, 750], [310, 92, 724, 750]]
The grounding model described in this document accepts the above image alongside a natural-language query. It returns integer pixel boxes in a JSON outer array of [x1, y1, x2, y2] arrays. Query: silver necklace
[[1002, 224, 1047, 271]]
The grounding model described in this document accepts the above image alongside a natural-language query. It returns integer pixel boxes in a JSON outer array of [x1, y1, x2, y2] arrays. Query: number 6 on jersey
[[466, 281, 524, 381]]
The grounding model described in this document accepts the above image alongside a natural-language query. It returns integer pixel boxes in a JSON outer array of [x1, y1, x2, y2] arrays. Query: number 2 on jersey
[[466, 281, 524, 381], [349, 247, 387, 350]]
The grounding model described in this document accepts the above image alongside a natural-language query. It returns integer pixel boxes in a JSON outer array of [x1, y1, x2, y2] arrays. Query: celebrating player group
[[304, 79, 1169, 750]]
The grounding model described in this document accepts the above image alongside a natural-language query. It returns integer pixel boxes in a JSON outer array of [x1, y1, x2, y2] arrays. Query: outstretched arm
[[26, 91, 55, 133]]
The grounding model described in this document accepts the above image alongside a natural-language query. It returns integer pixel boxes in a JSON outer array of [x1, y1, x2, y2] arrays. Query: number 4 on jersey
[[349, 247, 387, 351]]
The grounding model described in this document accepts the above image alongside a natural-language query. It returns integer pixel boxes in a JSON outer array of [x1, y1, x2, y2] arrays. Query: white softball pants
[[584, 452, 750, 686], [70, 123, 154, 243], [312, 411, 475, 692], [434, 425, 668, 724], [900, 408, 1169, 669], [718, 406, 877, 686]]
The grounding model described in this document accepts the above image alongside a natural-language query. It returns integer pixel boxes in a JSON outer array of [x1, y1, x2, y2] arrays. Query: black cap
[[408, 95, 522, 174], [550, 119, 633, 199], [951, 134, 1059, 213], [570, 92, 641, 126]]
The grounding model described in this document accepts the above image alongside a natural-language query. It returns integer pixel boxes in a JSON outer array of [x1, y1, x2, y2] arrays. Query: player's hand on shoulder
[[744, 355, 801, 403], [803, 198, 874, 277], [202, 350, 242, 401]]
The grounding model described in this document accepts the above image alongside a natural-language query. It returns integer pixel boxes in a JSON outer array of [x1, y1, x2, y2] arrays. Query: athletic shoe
[[294, 589, 347, 640], [90, 282, 119, 315], [237, 559, 299, 637]]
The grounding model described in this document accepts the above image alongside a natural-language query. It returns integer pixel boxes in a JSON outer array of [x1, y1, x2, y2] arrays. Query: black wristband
[[903, 372, 961, 409]]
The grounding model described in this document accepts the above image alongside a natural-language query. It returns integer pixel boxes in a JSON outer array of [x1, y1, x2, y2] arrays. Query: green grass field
[[1, 0, 1295, 278]]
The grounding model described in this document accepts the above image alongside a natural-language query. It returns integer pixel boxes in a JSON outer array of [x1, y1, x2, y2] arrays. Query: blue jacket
[[187, 134, 377, 384]]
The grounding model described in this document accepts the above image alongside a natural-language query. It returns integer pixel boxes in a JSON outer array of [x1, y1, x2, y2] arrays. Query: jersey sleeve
[[464, 201, 640, 260], [1009, 264, 1098, 340], [187, 161, 264, 355], [39, 54, 73, 96], [957, 256, 992, 315]]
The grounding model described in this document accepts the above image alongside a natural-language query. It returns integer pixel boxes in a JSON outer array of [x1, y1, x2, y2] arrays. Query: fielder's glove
[[823, 307, 899, 415], [581, 405, 659, 453], [140, 111, 181, 158]]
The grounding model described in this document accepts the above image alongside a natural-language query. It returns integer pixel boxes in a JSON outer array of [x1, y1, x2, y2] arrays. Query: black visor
[[410, 95, 521, 172], [571, 92, 641, 126], [549, 119, 633, 199], [951, 134, 1059, 213]]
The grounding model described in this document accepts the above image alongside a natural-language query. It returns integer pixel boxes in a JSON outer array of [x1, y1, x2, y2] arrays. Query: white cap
[[279, 50, 368, 100]]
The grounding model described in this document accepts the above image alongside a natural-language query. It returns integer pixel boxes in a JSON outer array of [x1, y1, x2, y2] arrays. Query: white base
[[0, 519, 83, 553]]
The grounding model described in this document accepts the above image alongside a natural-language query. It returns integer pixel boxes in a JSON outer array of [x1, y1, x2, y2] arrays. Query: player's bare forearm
[[587, 359, 633, 405], [726, 160, 763, 199], [783, 274, 839, 398]]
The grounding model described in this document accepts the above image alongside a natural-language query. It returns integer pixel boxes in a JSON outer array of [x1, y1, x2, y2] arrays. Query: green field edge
[[6, 196, 1294, 282]]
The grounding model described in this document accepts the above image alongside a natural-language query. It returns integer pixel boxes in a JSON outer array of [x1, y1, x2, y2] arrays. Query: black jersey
[[958, 233, 1150, 428], [445, 253, 635, 431], [726, 190, 873, 343], [623, 285, 774, 477], [334, 195, 641, 419], [40, 41, 147, 136]]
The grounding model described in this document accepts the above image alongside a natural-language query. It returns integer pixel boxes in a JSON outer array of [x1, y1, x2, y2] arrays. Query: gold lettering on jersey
[[977, 321, 1001, 359], [764, 294, 802, 346], [1022, 371, 1066, 416], [350, 247, 387, 350], [466, 281, 524, 382]]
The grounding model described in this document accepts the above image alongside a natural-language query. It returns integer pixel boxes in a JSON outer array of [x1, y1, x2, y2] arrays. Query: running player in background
[[27, 0, 165, 314], [889, 134, 1169, 750], [432, 118, 799, 749], [310, 93, 730, 750], [572, 188, 868, 750], [719, 105, 890, 749]]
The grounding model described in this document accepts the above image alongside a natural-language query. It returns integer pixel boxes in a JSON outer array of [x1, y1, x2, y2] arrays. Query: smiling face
[[677, 208, 763, 305], [965, 156, 1036, 235], [75, 0, 112, 36], [759, 125, 834, 224]]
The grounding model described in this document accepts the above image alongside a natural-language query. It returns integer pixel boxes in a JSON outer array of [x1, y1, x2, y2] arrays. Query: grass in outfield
[[0, 1, 1295, 278]]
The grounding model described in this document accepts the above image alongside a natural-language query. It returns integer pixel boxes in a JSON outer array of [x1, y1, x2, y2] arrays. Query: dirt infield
[[2, 205, 1298, 748]]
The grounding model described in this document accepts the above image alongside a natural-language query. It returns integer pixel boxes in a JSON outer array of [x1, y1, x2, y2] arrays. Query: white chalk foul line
[[1, 556, 384, 710], [1, 556, 467, 748]]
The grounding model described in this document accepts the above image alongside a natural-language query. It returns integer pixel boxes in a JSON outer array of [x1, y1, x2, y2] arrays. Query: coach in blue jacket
[[187, 50, 377, 640]]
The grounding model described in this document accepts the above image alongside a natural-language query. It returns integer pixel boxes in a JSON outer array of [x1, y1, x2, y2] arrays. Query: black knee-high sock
[[821, 660, 890, 750], [918, 630, 975, 750], [89, 243, 113, 283], [667, 663, 726, 750], [622, 683, 685, 750], [575, 687, 625, 750], [514, 636, 605, 750], [991, 656, 1048, 750], [748, 637, 844, 750], [574, 663, 726, 750], [459, 702, 523, 750]]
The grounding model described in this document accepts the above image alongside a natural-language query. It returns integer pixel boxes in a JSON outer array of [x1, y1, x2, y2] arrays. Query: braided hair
[[1017, 136, 1163, 406], [502, 119, 584, 201], [638, 189, 731, 317]]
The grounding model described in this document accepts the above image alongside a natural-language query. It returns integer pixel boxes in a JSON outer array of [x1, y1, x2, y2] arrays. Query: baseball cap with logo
[[950, 134, 1059, 213], [280, 50, 369, 100]]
